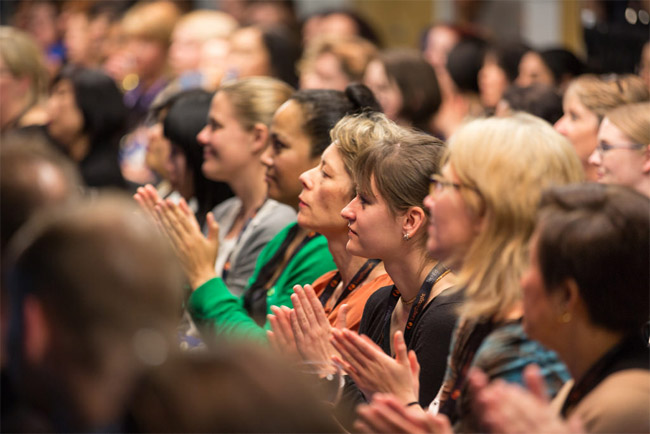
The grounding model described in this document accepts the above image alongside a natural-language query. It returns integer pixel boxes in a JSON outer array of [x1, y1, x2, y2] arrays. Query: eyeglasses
[[595, 142, 645, 155], [429, 174, 480, 196]]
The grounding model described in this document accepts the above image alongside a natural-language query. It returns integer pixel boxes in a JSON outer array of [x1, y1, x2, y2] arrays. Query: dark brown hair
[[537, 183, 650, 333]]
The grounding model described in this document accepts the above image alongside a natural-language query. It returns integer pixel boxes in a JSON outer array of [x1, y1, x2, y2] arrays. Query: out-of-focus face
[[164, 144, 193, 199], [478, 54, 509, 109], [319, 13, 359, 39], [0, 56, 28, 128], [422, 164, 479, 269], [297, 144, 353, 235], [340, 176, 404, 260], [516, 52, 554, 88], [262, 100, 319, 209], [46, 79, 85, 148], [145, 117, 171, 178], [589, 117, 648, 190], [520, 231, 563, 350], [363, 59, 403, 121], [423, 25, 459, 70], [196, 91, 256, 182], [300, 52, 349, 91], [124, 37, 168, 81], [169, 24, 203, 75], [64, 12, 91, 67], [227, 27, 270, 78], [554, 90, 599, 180]]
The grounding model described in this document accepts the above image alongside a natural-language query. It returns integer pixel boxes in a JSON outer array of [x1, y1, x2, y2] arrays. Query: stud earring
[[403, 233, 410, 241]]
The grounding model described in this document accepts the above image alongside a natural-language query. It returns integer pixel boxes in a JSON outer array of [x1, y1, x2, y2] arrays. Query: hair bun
[[344, 83, 382, 114]]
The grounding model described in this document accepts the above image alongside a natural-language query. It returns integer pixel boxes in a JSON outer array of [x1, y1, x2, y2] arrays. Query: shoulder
[[473, 322, 569, 388], [575, 370, 650, 433], [212, 197, 241, 219]]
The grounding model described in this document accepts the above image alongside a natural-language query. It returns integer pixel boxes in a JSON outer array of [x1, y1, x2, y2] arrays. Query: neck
[[68, 134, 90, 162], [384, 248, 436, 300], [326, 230, 371, 287], [556, 322, 625, 382], [0, 94, 32, 131], [229, 162, 267, 215], [634, 175, 650, 198]]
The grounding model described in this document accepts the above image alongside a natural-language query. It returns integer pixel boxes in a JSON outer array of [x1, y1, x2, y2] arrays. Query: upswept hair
[[330, 111, 402, 183], [354, 130, 446, 248], [446, 113, 584, 321], [566, 74, 649, 120], [536, 183, 649, 333], [218, 77, 293, 131], [605, 102, 650, 146]]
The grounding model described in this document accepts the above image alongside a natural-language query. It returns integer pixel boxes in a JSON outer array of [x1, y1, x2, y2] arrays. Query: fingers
[[336, 303, 349, 330], [356, 395, 427, 434], [303, 284, 330, 328], [330, 329, 370, 371], [408, 350, 420, 378], [206, 212, 220, 242], [523, 364, 549, 402], [393, 331, 409, 365]]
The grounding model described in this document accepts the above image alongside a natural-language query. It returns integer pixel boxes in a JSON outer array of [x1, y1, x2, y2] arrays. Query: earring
[[403, 233, 410, 241], [560, 312, 571, 323]]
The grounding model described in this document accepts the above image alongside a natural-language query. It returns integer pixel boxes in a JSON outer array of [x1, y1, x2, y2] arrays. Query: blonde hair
[[299, 35, 377, 82], [218, 77, 293, 131], [121, 1, 181, 45], [331, 111, 402, 181], [566, 74, 649, 120], [0, 26, 48, 103], [174, 10, 238, 42], [605, 102, 650, 146], [446, 113, 584, 320]]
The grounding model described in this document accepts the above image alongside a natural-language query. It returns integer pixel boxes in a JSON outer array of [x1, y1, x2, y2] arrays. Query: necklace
[[401, 294, 418, 305]]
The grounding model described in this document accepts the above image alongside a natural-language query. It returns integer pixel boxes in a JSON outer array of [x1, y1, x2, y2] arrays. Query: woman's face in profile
[[297, 143, 353, 235], [262, 100, 320, 209], [46, 79, 85, 148], [340, 176, 404, 260]]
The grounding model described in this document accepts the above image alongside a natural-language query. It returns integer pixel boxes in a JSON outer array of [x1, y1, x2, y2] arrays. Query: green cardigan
[[188, 222, 336, 341]]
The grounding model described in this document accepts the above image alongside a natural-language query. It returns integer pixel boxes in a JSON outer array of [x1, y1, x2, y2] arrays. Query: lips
[[298, 194, 309, 208]]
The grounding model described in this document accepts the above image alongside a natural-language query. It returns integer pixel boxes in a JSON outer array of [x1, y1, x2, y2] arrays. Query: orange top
[[312, 271, 393, 332]]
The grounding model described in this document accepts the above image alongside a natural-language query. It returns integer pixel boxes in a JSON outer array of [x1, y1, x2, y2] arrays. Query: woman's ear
[[402, 206, 426, 239], [642, 144, 650, 174], [553, 277, 582, 322], [249, 123, 269, 154]]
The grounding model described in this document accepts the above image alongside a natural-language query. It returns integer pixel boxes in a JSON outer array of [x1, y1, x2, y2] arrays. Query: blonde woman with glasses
[[588, 102, 650, 197]]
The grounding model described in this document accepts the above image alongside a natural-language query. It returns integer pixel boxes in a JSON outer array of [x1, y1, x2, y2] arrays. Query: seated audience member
[[517, 48, 584, 93], [332, 131, 461, 412], [168, 10, 238, 90], [119, 1, 181, 185], [363, 49, 441, 134], [302, 9, 381, 48], [143, 84, 380, 341], [588, 102, 650, 197], [355, 114, 584, 433], [470, 183, 649, 434], [125, 345, 341, 433], [555, 74, 649, 181], [478, 41, 530, 112], [2, 196, 184, 432], [137, 77, 295, 297], [226, 25, 301, 88], [160, 89, 234, 228], [0, 136, 81, 371], [299, 35, 377, 91], [495, 84, 564, 125], [433, 37, 486, 139], [639, 41, 650, 90], [45, 66, 128, 190], [0, 26, 49, 134], [267, 112, 398, 344]]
